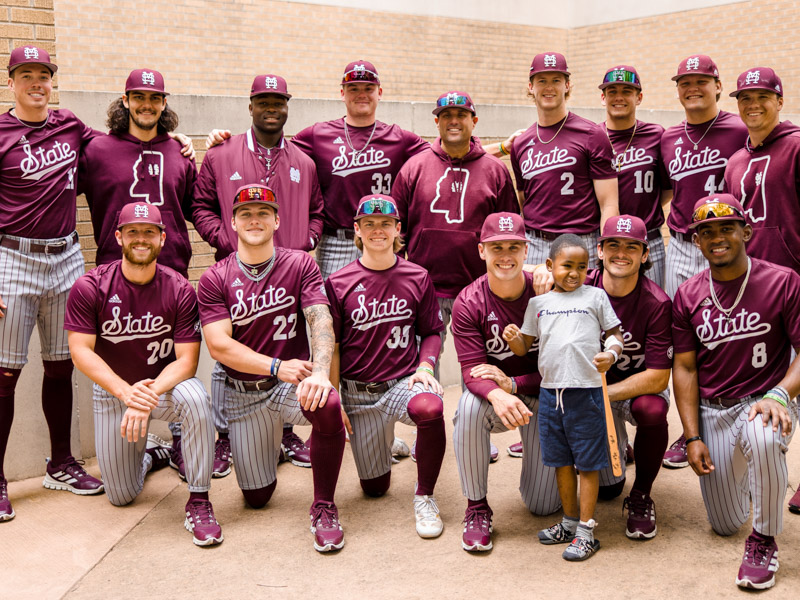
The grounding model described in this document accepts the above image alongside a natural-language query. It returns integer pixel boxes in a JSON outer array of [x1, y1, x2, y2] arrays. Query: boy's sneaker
[[310, 502, 344, 552], [145, 434, 173, 472], [43, 456, 104, 495], [736, 533, 778, 589], [462, 505, 493, 552], [788, 486, 800, 514], [538, 522, 575, 545], [507, 442, 523, 457], [563, 536, 601, 561], [623, 490, 657, 539], [662, 434, 689, 468], [212, 438, 232, 478], [170, 438, 186, 480], [414, 494, 443, 538], [282, 431, 311, 468], [184, 499, 223, 546], [0, 477, 14, 522]]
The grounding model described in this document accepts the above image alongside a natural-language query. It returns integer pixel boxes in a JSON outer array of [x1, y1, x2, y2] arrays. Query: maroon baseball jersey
[[660, 110, 748, 233], [197, 247, 328, 381], [0, 109, 99, 238], [64, 261, 201, 385], [192, 130, 324, 260], [325, 257, 444, 382], [78, 131, 197, 277], [393, 138, 519, 298], [585, 269, 672, 384], [510, 112, 617, 234], [724, 120, 800, 273], [451, 271, 541, 397], [603, 120, 669, 231], [291, 118, 428, 230], [672, 258, 800, 399]]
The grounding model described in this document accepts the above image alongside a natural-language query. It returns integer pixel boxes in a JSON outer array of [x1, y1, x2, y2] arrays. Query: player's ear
[[377, 86, 383, 100], [115, 229, 123, 247], [636, 92, 643, 106], [478, 242, 486, 260], [692, 231, 700, 249], [596, 242, 604, 259], [159, 231, 166, 248], [274, 213, 280, 230], [777, 96, 784, 112], [742, 224, 753, 242], [122, 93, 129, 109], [248, 102, 253, 117]]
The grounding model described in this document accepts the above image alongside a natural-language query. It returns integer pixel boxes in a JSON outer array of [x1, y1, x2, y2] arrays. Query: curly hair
[[106, 96, 179, 135]]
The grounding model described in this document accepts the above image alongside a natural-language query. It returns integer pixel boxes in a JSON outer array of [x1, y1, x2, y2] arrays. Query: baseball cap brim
[[250, 91, 292, 99], [480, 233, 527, 243], [9, 61, 57, 75], [233, 200, 279, 213], [729, 86, 781, 98], [126, 86, 169, 96]]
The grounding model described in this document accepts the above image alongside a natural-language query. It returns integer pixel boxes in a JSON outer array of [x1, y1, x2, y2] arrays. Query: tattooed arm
[[296, 303, 335, 411]]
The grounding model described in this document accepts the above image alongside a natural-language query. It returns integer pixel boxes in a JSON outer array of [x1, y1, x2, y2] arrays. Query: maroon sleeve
[[308, 167, 324, 249], [514, 372, 542, 396], [671, 289, 696, 354], [290, 124, 314, 157], [173, 279, 202, 343], [419, 334, 442, 367], [180, 155, 198, 224], [451, 296, 500, 397], [644, 296, 673, 370], [299, 253, 329, 309], [64, 274, 99, 334], [783, 271, 800, 348], [510, 139, 525, 193], [404, 129, 429, 158], [461, 364, 501, 398], [588, 126, 617, 181], [197, 268, 230, 326], [191, 150, 225, 250]]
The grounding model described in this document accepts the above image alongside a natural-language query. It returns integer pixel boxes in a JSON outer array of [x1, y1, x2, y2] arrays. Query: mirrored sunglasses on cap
[[691, 201, 745, 225], [233, 186, 277, 208], [601, 69, 641, 87], [342, 68, 379, 84], [355, 197, 399, 219], [436, 95, 471, 107]]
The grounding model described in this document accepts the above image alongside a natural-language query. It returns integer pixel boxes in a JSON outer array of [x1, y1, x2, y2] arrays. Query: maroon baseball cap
[[480, 212, 527, 243], [729, 67, 783, 98], [689, 194, 747, 229], [598, 65, 642, 91], [250, 74, 292, 99], [354, 194, 400, 221], [529, 52, 570, 78], [432, 91, 476, 116], [598, 215, 648, 244], [672, 55, 719, 81], [125, 69, 169, 95], [232, 184, 279, 213], [7, 45, 57, 75], [342, 60, 380, 85], [117, 202, 165, 230]]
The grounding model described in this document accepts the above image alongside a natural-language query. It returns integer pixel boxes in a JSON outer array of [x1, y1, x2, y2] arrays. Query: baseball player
[[326, 194, 446, 538], [660, 55, 749, 469], [451, 212, 560, 552], [65, 202, 221, 546], [192, 74, 328, 474], [672, 193, 800, 590], [598, 66, 670, 287], [198, 184, 346, 552], [0, 46, 105, 520], [510, 52, 619, 268]]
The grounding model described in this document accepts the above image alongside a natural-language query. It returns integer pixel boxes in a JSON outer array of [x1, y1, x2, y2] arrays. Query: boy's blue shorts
[[538, 387, 609, 472]]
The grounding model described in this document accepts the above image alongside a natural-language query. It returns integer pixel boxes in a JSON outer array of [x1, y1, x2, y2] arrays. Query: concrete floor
[[3, 385, 800, 600]]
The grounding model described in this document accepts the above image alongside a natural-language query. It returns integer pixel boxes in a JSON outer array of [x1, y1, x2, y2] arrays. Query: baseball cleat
[[562, 536, 600, 561], [788, 486, 800, 514], [169, 438, 187, 480], [212, 437, 233, 478], [0, 477, 14, 522], [43, 456, 104, 495], [145, 434, 173, 472], [736, 533, 778, 590], [392, 437, 411, 464], [414, 494, 443, 539], [410, 441, 417, 462], [507, 441, 523, 457], [489, 443, 499, 463], [184, 499, 224, 547], [281, 430, 311, 468], [662, 434, 689, 468], [462, 505, 493, 552], [625, 443, 635, 464], [623, 490, 657, 539], [538, 521, 575, 545], [310, 502, 344, 552]]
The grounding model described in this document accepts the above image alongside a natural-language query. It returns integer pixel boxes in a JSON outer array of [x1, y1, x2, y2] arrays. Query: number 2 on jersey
[[146, 339, 174, 365], [273, 314, 298, 340]]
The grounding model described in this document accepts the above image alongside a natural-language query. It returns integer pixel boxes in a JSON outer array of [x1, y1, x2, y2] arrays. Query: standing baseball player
[[660, 55, 748, 468], [192, 74, 327, 473], [510, 52, 619, 267], [672, 193, 800, 590], [326, 194, 446, 538], [598, 66, 670, 287], [0, 46, 104, 520], [65, 202, 221, 546], [198, 184, 346, 552], [451, 212, 560, 552]]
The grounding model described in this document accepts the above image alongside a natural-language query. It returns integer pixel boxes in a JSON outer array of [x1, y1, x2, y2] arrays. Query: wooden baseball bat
[[601, 372, 622, 477]]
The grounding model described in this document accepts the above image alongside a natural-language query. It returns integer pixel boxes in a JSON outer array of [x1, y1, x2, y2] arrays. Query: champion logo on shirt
[[333, 137, 344, 144], [354, 282, 367, 292], [487, 311, 498, 321], [674, 137, 684, 146], [231, 278, 244, 287], [230, 172, 243, 181], [109, 294, 122, 304]]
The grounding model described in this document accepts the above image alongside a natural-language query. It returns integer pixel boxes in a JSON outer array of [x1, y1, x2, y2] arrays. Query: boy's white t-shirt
[[520, 285, 620, 388]]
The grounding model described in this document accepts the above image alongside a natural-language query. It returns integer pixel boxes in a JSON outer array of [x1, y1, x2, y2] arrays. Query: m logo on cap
[[134, 205, 150, 218], [544, 54, 557, 67], [616, 218, 633, 233], [23, 47, 39, 60], [354, 64, 365, 74], [745, 70, 760, 84], [686, 57, 700, 70], [499, 216, 514, 232], [264, 76, 278, 89], [446, 93, 458, 105], [141, 71, 156, 86]]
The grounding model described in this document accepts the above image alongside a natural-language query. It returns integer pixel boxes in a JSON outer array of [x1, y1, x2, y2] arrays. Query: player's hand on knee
[[297, 372, 332, 412], [749, 399, 793, 436], [277, 359, 313, 385], [341, 408, 353, 435], [121, 379, 160, 411], [206, 129, 231, 149], [592, 352, 614, 373], [687, 440, 714, 476], [408, 370, 442, 395], [491, 393, 532, 429], [469, 364, 512, 394], [120, 407, 150, 442]]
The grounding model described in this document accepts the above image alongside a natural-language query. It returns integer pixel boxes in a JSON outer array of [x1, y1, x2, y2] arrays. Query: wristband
[[417, 366, 435, 377], [772, 385, 791, 403], [511, 377, 517, 395], [606, 348, 619, 363], [271, 357, 282, 377], [499, 141, 509, 156], [685, 435, 702, 445], [763, 392, 788, 408]]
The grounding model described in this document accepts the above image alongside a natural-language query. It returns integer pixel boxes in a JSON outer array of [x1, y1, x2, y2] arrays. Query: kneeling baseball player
[[66, 203, 222, 546], [326, 195, 446, 538]]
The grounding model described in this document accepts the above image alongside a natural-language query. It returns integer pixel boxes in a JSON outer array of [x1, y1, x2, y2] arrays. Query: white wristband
[[607, 348, 619, 363]]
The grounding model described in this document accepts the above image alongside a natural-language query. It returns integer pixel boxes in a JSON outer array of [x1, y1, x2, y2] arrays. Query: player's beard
[[122, 241, 161, 266], [129, 110, 160, 131]]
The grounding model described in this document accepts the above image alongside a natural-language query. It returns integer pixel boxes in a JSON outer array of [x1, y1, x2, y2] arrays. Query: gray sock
[[562, 515, 579, 534], [576, 519, 596, 542]]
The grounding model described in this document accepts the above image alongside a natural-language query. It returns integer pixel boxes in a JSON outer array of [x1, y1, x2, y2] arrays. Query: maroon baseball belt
[[0, 231, 79, 254]]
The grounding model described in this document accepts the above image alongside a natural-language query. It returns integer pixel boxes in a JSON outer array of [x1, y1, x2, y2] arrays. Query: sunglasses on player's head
[[233, 186, 277, 208], [343, 69, 379, 84], [691, 201, 745, 224], [436, 95, 471, 107], [603, 69, 641, 87], [355, 198, 399, 219]]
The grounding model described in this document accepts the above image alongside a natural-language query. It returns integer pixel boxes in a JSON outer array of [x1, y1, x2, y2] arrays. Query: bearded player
[[198, 184, 346, 552], [326, 194, 446, 538]]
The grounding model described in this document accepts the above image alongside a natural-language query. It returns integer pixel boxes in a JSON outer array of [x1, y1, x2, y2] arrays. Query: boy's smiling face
[[547, 245, 589, 293]]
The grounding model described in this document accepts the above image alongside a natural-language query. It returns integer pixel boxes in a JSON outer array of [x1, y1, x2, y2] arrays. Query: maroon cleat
[[662, 434, 688, 468], [462, 505, 493, 552], [281, 430, 311, 468], [43, 456, 104, 495], [788, 486, 800, 514], [310, 502, 344, 552], [0, 477, 14, 522], [212, 437, 232, 478], [170, 438, 186, 480], [623, 489, 657, 539], [736, 533, 778, 589], [184, 499, 223, 547], [146, 434, 173, 472]]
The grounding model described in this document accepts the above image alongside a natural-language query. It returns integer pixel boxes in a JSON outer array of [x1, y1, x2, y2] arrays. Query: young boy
[[504, 234, 623, 561]]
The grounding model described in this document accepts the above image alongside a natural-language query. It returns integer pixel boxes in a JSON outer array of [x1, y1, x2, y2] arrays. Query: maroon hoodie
[[79, 131, 196, 277], [724, 120, 800, 273], [393, 138, 518, 298]]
